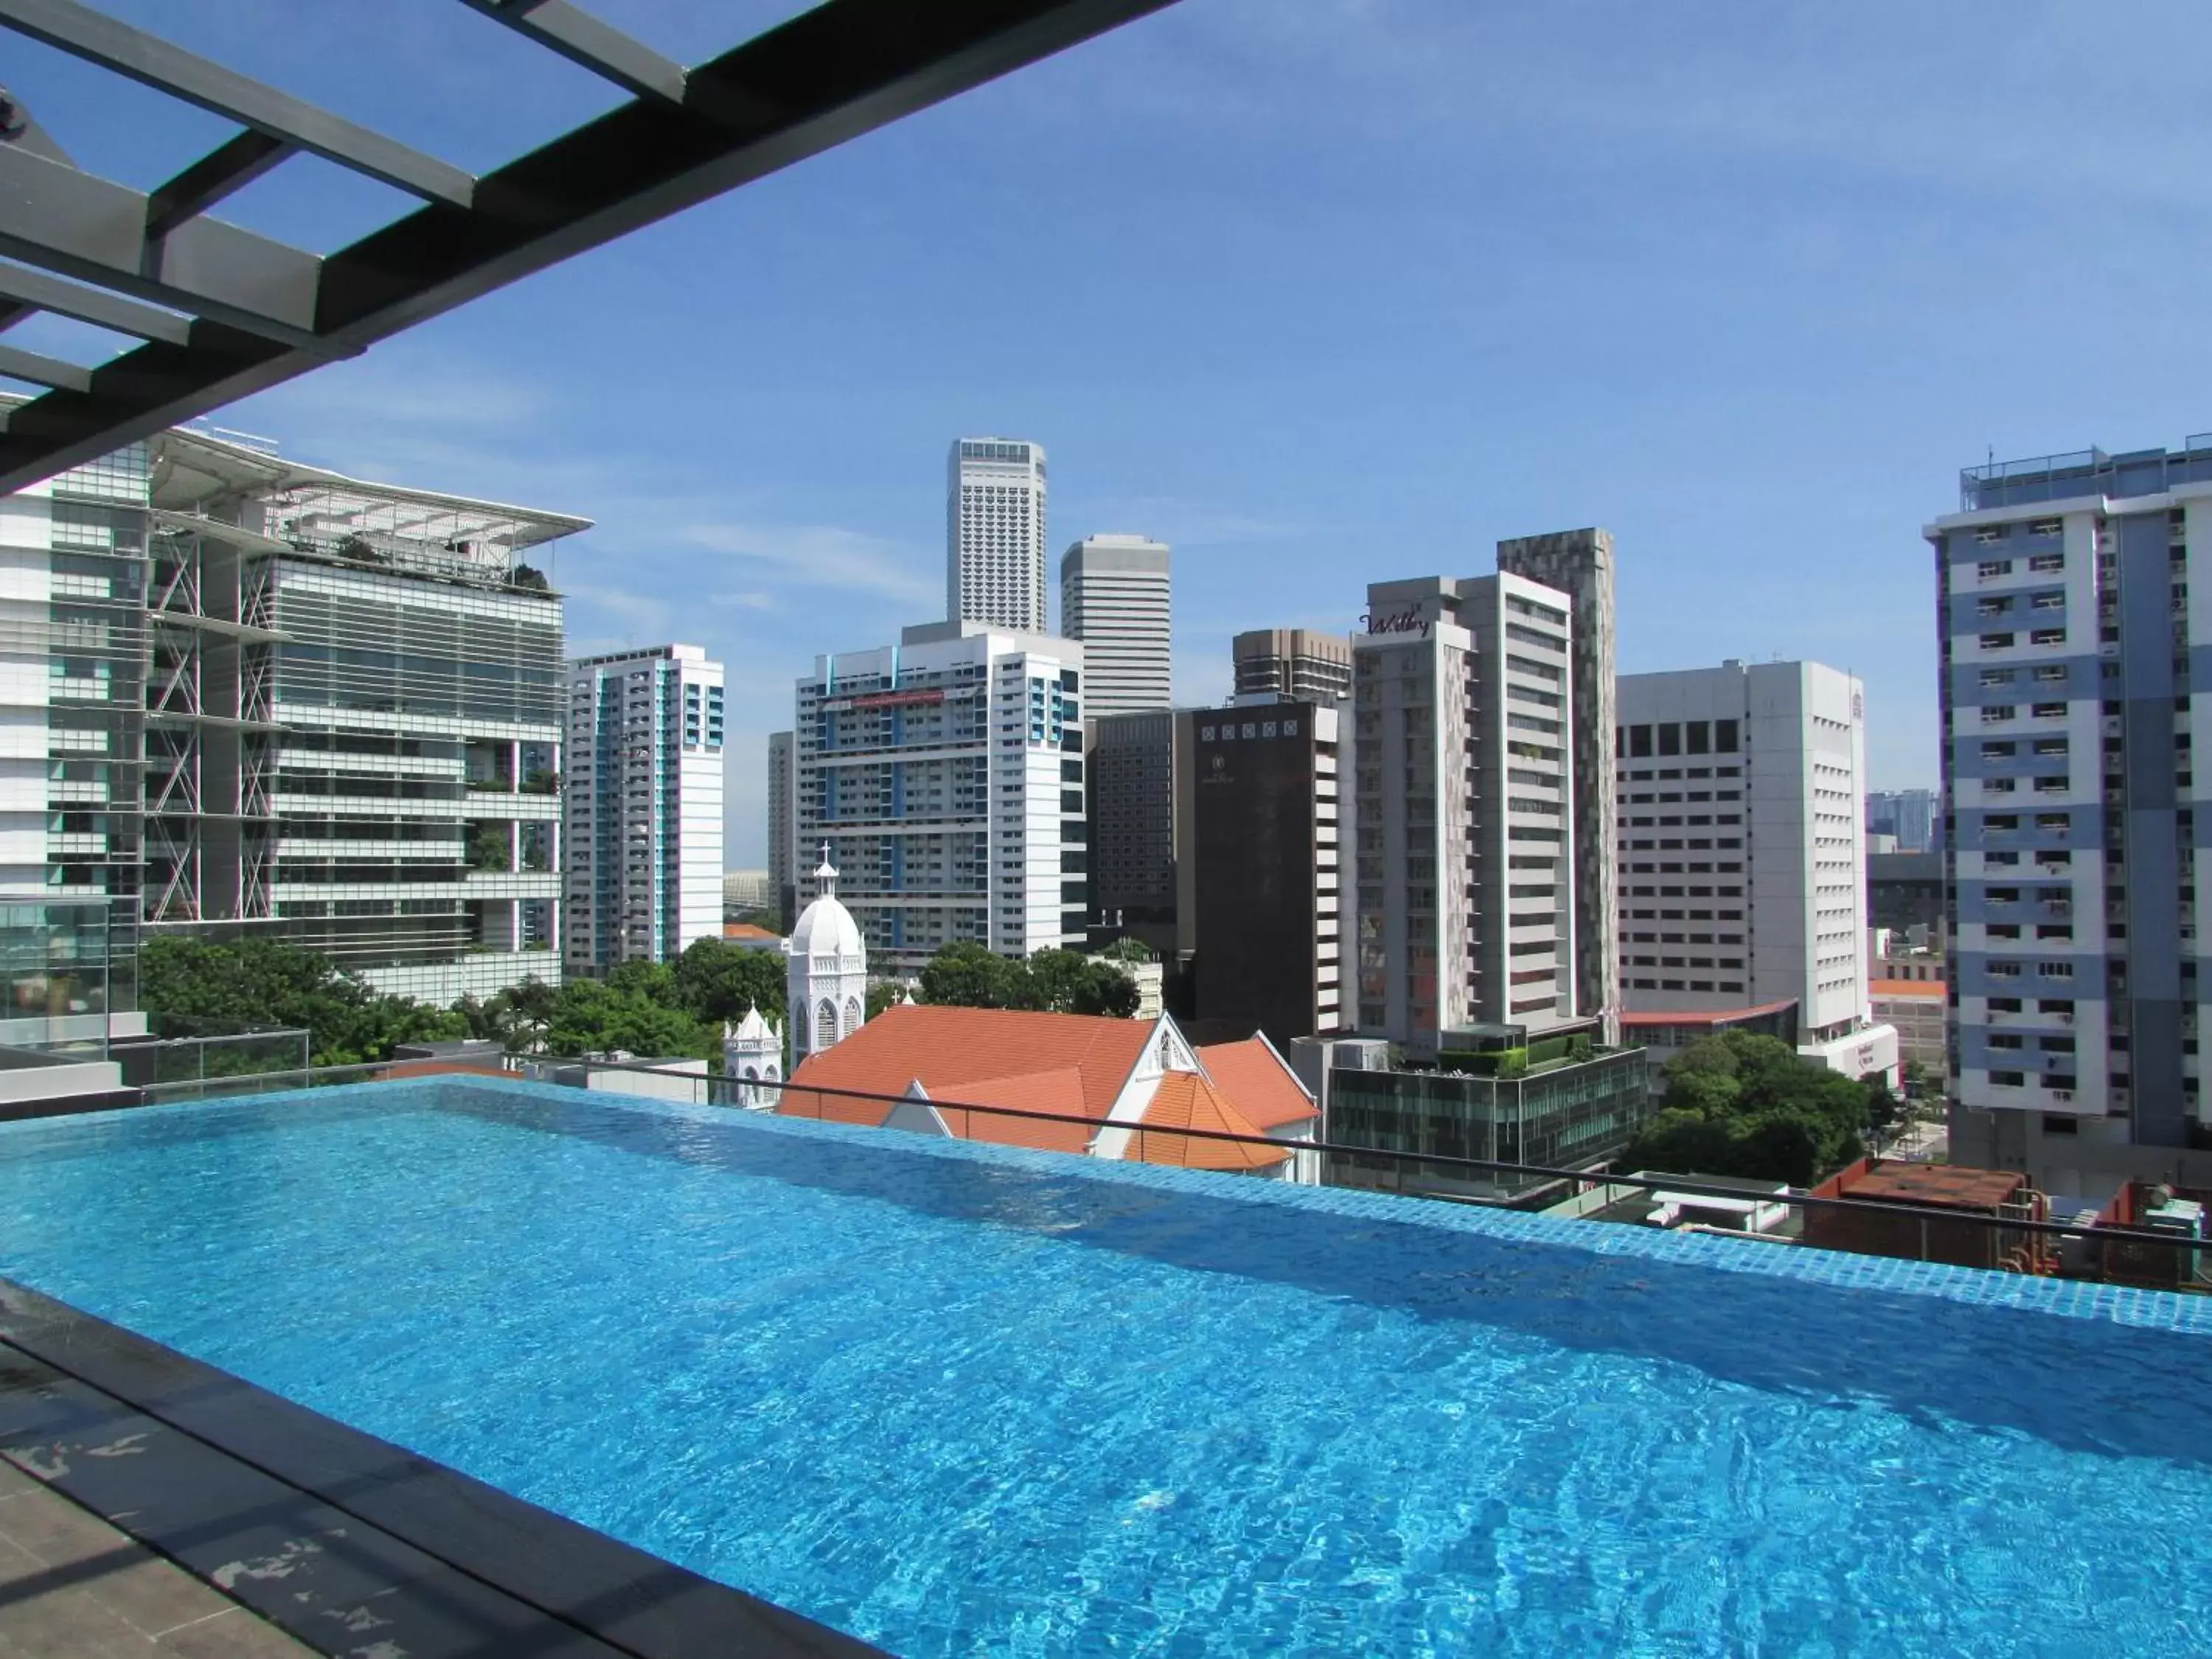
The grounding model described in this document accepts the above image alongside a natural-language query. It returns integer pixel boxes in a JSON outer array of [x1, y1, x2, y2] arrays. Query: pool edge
[[0, 1274, 886, 1659]]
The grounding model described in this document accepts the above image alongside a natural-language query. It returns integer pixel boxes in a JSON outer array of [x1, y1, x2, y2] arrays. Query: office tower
[[139, 423, 580, 1001], [767, 730, 796, 930], [564, 644, 726, 973], [1189, 698, 1346, 1047], [1615, 660, 1895, 1080], [1865, 787, 1937, 854], [0, 422, 147, 1046], [1352, 571, 1585, 1054], [794, 621, 1085, 973], [1060, 535, 1170, 720], [1497, 529, 1620, 1046], [1930, 436, 2212, 1193], [1086, 709, 1181, 955], [1232, 628, 1352, 702], [947, 438, 1048, 633]]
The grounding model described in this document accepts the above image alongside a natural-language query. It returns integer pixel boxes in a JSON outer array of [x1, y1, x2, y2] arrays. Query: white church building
[[725, 845, 871, 1107]]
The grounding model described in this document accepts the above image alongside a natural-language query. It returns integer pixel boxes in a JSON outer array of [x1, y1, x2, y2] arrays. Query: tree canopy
[[917, 942, 1140, 1019], [1620, 1030, 1875, 1186], [139, 936, 461, 1067]]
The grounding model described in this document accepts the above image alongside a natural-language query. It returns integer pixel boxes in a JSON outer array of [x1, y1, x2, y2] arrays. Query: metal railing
[[131, 1053, 2212, 1291]]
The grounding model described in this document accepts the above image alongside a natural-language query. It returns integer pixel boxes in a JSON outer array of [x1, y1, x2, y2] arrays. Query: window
[[2031, 628, 2067, 646], [2041, 961, 2074, 978], [2031, 702, 2066, 719], [1980, 633, 2015, 650], [1980, 668, 2016, 687], [2031, 591, 2065, 611], [1628, 724, 1652, 757], [2029, 553, 2065, 572], [1982, 741, 2017, 759], [2034, 665, 2067, 684], [1982, 706, 2016, 723], [1713, 719, 1739, 753], [1989, 961, 2022, 978], [1990, 1070, 2026, 1087]]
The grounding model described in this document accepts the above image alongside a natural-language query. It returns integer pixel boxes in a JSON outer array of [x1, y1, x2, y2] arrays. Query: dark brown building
[[1189, 698, 1344, 1048]]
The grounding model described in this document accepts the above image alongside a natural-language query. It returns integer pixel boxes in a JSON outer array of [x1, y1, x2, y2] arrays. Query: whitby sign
[[1360, 606, 1430, 639]]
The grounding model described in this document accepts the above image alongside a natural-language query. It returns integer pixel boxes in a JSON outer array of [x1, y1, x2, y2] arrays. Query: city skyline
[[27, 4, 2212, 863]]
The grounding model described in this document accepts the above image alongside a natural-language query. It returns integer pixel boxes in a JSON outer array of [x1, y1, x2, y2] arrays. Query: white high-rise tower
[[1060, 534, 1170, 720], [948, 438, 1048, 633]]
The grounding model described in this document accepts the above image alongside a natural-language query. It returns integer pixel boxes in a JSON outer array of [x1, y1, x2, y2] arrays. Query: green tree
[[542, 979, 711, 1060], [865, 981, 906, 1020], [139, 936, 459, 1067], [919, 942, 1024, 1009], [1621, 1030, 1871, 1184], [1863, 1077, 1906, 1149], [1098, 935, 1155, 963], [1900, 1058, 1933, 1104], [467, 824, 510, 872], [671, 938, 785, 1026]]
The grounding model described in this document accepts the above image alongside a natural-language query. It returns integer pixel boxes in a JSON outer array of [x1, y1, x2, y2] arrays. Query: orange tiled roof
[[781, 1003, 1152, 1127], [1621, 1000, 1797, 1029], [1196, 1038, 1317, 1131], [928, 1068, 1096, 1157], [1869, 978, 1946, 998], [723, 922, 781, 941], [1132, 1072, 1289, 1170]]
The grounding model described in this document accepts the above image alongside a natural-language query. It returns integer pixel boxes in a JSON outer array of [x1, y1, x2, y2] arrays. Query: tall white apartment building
[[1615, 661, 1896, 1081], [564, 644, 725, 973], [947, 438, 1048, 633], [1351, 572, 1585, 1054], [1931, 436, 2212, 1198], [1060, 534, 1170, 719], [795, 621, 1085, 973]]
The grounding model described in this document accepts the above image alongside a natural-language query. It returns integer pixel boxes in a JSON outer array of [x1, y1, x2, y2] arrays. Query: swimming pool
[[1, 1077, 2208, 1656]]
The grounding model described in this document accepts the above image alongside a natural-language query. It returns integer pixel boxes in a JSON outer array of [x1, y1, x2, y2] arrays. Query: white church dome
[[789, 846, 864, 962]]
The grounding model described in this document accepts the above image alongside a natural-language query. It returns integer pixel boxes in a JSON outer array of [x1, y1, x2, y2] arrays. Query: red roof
[[1620, 999, 1797, 1029], [780, 1004, 1152, 1138], [1196, 1037, 1318, 1130], [723, 922, 780, 941], [779, 1004, 1305, 1169], [1129, 1073, 1287, 1171]]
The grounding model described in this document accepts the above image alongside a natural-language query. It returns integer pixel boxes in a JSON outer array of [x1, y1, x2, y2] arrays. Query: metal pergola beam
[[456, 0, 687, 104], [0, 262, 192, 345], [0, 0, 475, 206], [0, 0, 1177, 494]]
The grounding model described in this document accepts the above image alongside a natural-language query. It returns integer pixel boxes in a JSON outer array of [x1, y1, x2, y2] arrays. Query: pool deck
[[0, 1279, 883, 1659], [0, 1462, 312, 1657]]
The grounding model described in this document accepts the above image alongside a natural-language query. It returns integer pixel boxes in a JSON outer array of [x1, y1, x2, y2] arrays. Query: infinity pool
[[1, 1078, 2209, 1655]]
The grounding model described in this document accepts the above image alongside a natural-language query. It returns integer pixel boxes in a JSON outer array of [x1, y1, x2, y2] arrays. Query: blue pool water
[[1, 1080, 2211, 1656]]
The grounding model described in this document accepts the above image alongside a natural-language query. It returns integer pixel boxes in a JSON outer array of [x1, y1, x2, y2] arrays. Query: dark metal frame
[[0, 0, 1178, 493]]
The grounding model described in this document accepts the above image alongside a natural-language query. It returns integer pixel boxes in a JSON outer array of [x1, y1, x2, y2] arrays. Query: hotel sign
[[1360, 606, 1430, 639]]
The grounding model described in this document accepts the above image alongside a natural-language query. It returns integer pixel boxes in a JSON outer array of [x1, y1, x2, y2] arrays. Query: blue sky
[[14, 1, 2212, 863]]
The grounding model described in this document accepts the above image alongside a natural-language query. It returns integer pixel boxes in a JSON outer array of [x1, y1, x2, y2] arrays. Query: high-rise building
[[795, 621, 1085, 973], [767, 730, 796, 930], [563, 644, 725, 973], [1232, 628, 1352, 702], [1614, 660, 1896, 1081], [1930, 436, 2212, 1194], [1189, 698, 1347, 1047], [0, 425, 150, 1046], [947, 438, 1048, 633], [1497, 529, 1620, 1045], [1352, 571, 1590, 1054], [1060, 535, 1170, 720], [1865, 787, 1937, 854], [1085, 709, 1181, 956], [142, 425, 579, 1003]]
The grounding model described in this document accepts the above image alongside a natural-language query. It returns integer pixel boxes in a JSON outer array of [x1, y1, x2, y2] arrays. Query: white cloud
[[678, 521, 938, 608]]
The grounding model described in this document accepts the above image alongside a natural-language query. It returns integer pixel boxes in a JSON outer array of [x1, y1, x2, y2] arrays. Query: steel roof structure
[[0, 0, 1178, 495]]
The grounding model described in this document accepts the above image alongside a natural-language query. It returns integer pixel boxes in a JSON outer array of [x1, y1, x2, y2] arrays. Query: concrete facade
[[1060, 535, 1169, 721]]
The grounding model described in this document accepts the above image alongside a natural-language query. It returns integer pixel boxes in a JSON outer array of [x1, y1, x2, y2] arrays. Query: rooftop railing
[[129, 1053, 2212, 1293]]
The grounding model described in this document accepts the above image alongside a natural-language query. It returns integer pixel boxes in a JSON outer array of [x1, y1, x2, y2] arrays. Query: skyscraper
[[1351, 571, 1585, 1052], [947, 438, 1048, 633], [1060, 534, 1170, 719], [563, 644, 725, 973], [795, 621, 1085, 973], [1232, 628, 1352, 702], [1615, 660, 1894, 1079], [1498, 529, 1621, 1044], [1932, 435, 2212, 1193], [1865, 787, 1937, 854]]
